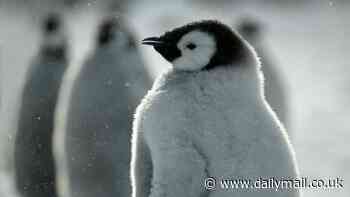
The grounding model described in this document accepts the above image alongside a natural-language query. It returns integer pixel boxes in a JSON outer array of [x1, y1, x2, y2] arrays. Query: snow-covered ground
[[1, 1, 349, 197]]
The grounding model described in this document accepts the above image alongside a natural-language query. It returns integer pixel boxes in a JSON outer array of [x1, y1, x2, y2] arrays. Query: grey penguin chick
[[56, 16, 151, 197], [237, 18, 289, 129], [132, 20, 300, 197], [14, 13, 68, 197]]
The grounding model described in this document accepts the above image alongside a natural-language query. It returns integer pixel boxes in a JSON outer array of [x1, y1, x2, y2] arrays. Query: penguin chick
[[54, 16, 151, 197], [14, 13, 68, 197], [132, 20, 300, 197], [237, 18, 289, 129]]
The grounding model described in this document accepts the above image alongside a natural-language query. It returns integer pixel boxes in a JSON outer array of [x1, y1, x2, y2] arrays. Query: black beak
[[141, 36, 181, 62], [142, 37, 164, 46]]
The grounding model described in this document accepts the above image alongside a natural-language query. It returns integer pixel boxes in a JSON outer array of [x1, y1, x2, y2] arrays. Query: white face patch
[[113, 29, 130, 47], [45, 27, 65, 45], [172, 31, 216, 71]]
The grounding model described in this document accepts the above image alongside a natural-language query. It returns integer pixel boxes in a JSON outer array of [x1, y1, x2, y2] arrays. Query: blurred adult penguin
[[237, 18, 289, 129], [55, 16, 151, 197], [14, 13, 68, 197]]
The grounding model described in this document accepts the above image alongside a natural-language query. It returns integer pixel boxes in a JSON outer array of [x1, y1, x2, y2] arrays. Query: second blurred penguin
[[55, 16, 151, 197]]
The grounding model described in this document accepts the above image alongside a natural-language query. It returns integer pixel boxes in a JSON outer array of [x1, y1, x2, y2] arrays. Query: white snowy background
[[0, 0, 349, 197]]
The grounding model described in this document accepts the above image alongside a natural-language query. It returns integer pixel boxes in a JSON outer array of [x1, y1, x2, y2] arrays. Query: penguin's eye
[[186, 42, 196, 50]]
